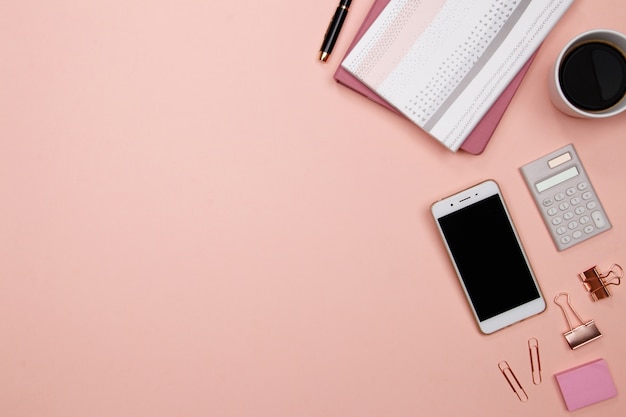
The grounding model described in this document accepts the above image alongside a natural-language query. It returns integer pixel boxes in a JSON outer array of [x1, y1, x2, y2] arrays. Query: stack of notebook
[[334, 0, 574, 154]]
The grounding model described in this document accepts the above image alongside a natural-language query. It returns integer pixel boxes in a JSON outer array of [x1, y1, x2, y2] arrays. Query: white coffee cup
[[548, 29, 626, 118]]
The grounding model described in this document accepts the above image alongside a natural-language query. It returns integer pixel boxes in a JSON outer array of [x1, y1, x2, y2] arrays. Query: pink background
[[1, 1, 625, 416]]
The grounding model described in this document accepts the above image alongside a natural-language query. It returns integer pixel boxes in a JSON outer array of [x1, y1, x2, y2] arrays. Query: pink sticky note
[[555, 358, 618, 411]]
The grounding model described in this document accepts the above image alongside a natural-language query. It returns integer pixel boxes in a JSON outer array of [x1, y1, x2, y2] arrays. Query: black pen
[[319, 0, 352, 62]]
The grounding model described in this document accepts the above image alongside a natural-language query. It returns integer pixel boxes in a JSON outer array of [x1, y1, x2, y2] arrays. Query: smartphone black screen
[[437, 194, 540, 321]]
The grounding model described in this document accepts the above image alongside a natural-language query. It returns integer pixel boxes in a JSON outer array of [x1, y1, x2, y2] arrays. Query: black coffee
[[559, 41, 626, 111]]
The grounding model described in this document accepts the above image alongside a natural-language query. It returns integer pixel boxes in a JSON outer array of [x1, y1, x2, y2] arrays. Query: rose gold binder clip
[[528, 338, 541, 385], [498, 361, 528, 402], [579, 263, 623, 302], [554, 292, 602, 350]]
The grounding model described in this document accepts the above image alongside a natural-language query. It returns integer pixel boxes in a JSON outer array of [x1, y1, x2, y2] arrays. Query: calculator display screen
[[535, 166, 579, 192]]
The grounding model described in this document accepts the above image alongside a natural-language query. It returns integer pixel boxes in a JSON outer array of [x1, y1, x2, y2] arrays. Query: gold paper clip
[[498, 361, 528, 402], [579, 263, 623, 301], [528, 338, 541, 385], [554, 292, 602, 349]]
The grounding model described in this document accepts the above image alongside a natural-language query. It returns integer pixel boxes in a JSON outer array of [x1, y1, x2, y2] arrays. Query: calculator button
[[582, 192, 592, 200], [575, 207, 585, 215], [584, 225, 595, 234], [566, 187, 576, 196], [552, 217, 563, 225], [568, 221, 578, 230], [564, 212, 574, 220], [579, 215, 590, 224], [572, 231, 583, 239], [547, 207, 558, 216], [559, 202, 570, 211], [587, 201, 597, 210], [570, 197, 581, 205], [556, 226, 567, 235], [555, 192, 565, 201], [578, 182, 588, 191], [591, 211, 606, 228], [543, 198, 554, 207], [561, 236, 572, 245]]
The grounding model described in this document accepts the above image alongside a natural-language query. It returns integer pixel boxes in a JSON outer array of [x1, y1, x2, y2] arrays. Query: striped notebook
[[341, 0, 574, 151]]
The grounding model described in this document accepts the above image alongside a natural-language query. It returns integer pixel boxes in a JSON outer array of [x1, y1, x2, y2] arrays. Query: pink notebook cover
[[334, 0, 537, 155]]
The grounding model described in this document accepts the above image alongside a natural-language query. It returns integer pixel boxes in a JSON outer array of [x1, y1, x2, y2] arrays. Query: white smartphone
[[431, 179, 546, 334]]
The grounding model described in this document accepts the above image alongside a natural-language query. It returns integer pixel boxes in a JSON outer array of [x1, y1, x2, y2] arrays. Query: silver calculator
[[520, 144, 611, 251]]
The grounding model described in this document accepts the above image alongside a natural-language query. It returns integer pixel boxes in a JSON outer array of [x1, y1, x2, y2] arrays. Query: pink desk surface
[[1, 1, 625, 416]]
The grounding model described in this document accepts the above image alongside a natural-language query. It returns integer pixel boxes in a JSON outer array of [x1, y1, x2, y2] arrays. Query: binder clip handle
[[554, 292, 584, 330], [602, 263, 624, 285]]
